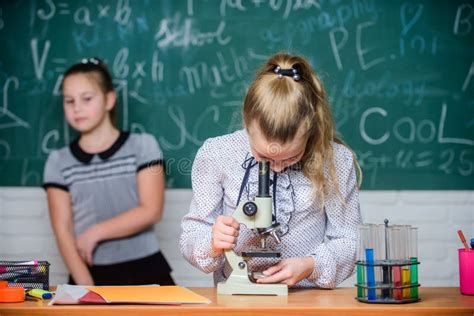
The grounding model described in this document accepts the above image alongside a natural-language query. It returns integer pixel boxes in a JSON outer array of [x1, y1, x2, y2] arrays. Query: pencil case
[[0, 260, 50, 290]]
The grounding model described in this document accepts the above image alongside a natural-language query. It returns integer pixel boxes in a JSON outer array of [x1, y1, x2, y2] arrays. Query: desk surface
[[0, 287, 473, 316]]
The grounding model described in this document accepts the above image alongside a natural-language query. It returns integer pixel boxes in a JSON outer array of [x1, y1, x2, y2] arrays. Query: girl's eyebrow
[[80, 91, 95, 96], [63, 90, 95, 97]]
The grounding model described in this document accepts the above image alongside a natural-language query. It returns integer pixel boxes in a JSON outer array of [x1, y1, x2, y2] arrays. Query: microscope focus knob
[[242, 202, 258, 216]]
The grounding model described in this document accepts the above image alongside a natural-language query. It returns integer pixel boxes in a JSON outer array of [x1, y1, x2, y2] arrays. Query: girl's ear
[[105, 91, 117, 111]]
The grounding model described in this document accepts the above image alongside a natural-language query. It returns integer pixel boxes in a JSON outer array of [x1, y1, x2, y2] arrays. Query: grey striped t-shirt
[[43, 132, 163, 265]]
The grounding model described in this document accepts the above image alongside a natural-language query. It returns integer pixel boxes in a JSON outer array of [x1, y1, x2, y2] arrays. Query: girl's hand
[[211, 215, 240, 253], [257, 257, 315, 287], [76, 225, 101, 266]]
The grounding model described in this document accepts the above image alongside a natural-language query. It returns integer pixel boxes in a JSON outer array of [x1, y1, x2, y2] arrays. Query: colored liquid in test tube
[[365, 248, 376, 300], [389, 226, 402, 300], [401, 268, 410, 298], [398, 225, 411, 299], [356, 225, 368, 298]]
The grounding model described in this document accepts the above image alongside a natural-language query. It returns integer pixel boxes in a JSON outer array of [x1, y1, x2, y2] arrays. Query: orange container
[[0, 287, 25, 303]]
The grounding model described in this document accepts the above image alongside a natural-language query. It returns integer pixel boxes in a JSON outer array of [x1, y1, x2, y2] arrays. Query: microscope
[[217, 161, 288, 296]]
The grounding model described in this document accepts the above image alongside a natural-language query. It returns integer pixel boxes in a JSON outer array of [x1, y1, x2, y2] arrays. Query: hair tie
[[81, 57, 100, 65], [273, 66, 300, 81]]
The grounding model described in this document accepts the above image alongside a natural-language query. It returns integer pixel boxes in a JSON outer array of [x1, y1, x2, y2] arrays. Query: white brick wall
[[0, 188, 472, 288]]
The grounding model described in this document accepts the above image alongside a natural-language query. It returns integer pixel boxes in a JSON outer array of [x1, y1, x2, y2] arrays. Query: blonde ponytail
[[243, 52, 361, 205]]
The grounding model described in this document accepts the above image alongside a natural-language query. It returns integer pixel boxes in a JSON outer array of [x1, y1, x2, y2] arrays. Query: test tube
[[376, 224, 386, 260], [365, 224, 376, 300], [389, 226, 402, 300], [365, 247, 376, 300], [381, 222, 390, 299], [409, 227, 418, 298], [398, 225, 411, 299], [356, 225, 368, 298], [371, 224, 385, 299], [386, 223, 393, 299]]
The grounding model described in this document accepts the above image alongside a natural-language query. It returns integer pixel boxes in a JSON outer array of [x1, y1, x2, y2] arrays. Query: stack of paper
[[50, 284, 210, 305]]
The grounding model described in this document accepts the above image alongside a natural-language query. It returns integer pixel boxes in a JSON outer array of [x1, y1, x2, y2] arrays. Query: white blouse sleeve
[[179, 139, 225, 273], [308, 145, 362, 288]]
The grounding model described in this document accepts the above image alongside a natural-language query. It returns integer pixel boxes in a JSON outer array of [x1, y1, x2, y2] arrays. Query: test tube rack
[[355, 220, 420, 304]]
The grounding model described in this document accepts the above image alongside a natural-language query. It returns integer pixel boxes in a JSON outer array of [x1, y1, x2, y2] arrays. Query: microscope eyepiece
[[257, 161, 270, 197]]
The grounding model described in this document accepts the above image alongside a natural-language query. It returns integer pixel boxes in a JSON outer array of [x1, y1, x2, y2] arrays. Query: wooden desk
[[0, 287, 473, 316]]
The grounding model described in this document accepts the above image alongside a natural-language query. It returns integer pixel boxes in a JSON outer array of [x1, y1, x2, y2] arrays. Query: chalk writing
[[37, 0, 56, 20], [462, 61, 474, 92], [21, 159, 40, 186], [31, 39, 51, 81], [359, 103, 473, 146], [453, 4, 473, 36], [219, 0, 322, 19], [0, 140, 11, 159], [0, 77, 30, 130], [178, 48, 256, 95], [155, 13, 231, 49], [0, 0, 472, 189], [36, 0, 132, 26], [159, 105, 220, 151]]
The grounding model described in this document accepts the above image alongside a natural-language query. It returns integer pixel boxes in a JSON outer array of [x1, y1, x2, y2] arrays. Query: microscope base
[[217, 280, 288, 296]]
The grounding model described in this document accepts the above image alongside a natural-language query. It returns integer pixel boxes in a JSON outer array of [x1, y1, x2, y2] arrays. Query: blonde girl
[[180, 52, 361, 288]]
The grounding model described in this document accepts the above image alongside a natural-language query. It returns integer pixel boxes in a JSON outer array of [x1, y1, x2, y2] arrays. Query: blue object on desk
[[365, 248, 376, 300]]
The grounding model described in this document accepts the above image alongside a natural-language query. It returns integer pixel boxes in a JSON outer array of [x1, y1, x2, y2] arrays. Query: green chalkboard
[[0, 0, 473, 189]]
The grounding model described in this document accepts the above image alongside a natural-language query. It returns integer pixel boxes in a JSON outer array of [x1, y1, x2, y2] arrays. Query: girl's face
[[247, 123, 307, 172], [62, 73, 115, 134]]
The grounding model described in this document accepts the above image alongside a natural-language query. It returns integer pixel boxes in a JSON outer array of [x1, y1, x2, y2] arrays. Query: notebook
[[50, 284, 211, 305]]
